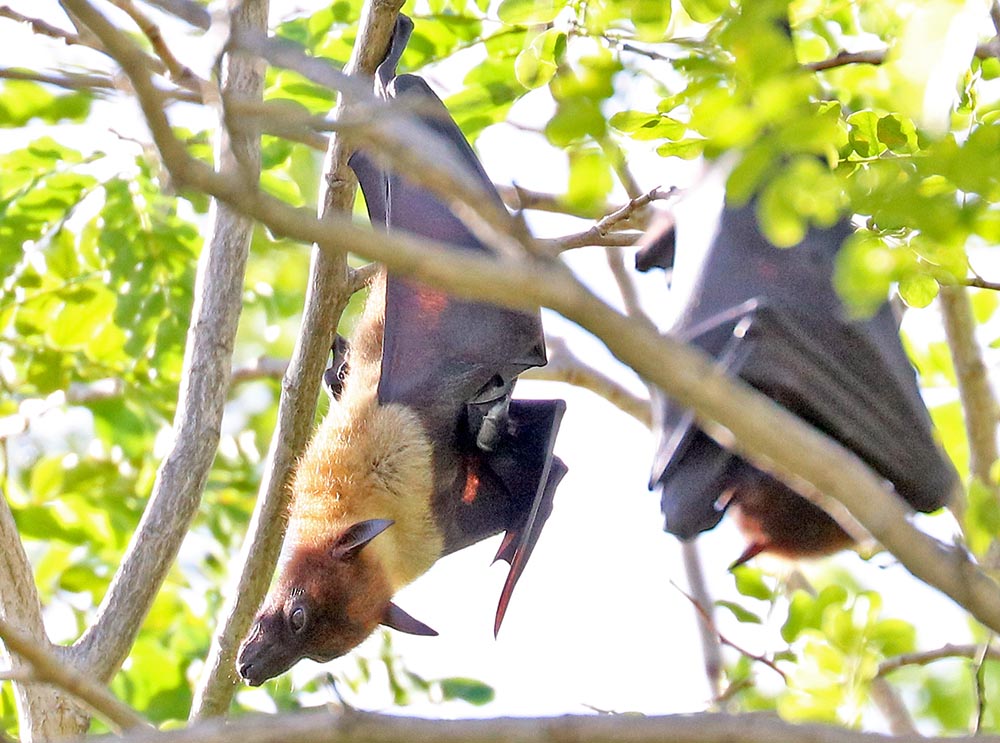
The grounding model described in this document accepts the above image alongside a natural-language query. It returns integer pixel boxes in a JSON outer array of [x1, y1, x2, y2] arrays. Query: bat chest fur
[[288, 398, 445, 591], [728, 477, 853, 558]]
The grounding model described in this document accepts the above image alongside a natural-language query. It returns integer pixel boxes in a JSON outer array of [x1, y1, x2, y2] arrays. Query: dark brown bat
[[236, 15, 565, 687], [640, 202, 956, 565]]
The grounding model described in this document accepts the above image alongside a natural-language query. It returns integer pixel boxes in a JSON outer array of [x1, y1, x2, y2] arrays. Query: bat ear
[[332, 519, 394, 560], [729, 540, 767, 570], [381, 602, 438, 636]]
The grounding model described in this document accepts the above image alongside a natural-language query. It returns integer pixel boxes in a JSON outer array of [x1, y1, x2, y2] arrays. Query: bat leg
[[323, 334, 350, 400], [467, 376, 515, 452]]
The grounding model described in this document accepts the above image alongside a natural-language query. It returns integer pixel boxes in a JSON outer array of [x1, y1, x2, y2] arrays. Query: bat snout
[[237, 659, 265, 688], [236, 623, 301, 687]]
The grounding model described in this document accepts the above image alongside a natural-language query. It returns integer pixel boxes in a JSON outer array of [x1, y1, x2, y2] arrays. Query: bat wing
[[634, 215, 676, 272], [349, 19, 545, 415], [653, 297, 955, 539], [433, 398, 566, 634]]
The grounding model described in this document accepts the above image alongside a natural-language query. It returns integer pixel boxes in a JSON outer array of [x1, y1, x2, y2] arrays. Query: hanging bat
[[640, 201, 956, 565], [237, 15, 566, 687]]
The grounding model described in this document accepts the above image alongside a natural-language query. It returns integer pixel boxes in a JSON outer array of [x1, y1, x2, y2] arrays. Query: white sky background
[[0, 0, 984, 726]]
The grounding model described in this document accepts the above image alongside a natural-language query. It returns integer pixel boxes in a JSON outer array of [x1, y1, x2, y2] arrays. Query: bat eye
[[289, 605, 308, 634]]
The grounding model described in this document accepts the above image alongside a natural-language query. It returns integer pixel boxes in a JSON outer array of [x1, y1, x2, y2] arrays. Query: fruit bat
[[640, 201, 956, 564], [237, 15, 566, 687]]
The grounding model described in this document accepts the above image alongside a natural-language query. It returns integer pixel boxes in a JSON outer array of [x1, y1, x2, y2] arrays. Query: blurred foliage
[[2, 0, 1000, 736]]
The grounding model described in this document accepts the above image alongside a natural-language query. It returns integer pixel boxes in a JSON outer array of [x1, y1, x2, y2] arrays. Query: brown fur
[[728, 478, 854, 561], [240, 273, 446, 680], [285, 271, 443, 588]]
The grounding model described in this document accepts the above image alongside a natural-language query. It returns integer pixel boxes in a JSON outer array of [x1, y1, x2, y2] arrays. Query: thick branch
[[0, 494, 86, 739], [189, 0, 402, 719], [939, 286, 999, 510], [62, 0, 258, 689], [92, 709, 1000, 743], [0, 617, 149, 732]]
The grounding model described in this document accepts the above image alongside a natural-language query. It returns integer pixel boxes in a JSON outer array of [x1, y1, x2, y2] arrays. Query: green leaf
[[732, 565, 773, 600], [0, 80, 92, 127], [656, 138, 705, 159], [846, 110, 884, 158], [679, 0, 730, 23], [497, 0, 562, 25], [514, 29, 565, 89], [632, 0, 672, 42], [971, 290, 998, 324], [716, 600, 762, 624], [898, 272, 939, 308], [438, 678, 495, 705], [876, 114, 918, 154], [566, 147, 612, 212]]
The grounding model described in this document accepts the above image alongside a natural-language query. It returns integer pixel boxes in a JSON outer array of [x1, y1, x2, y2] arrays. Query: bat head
[[725, 470, 853, 567], [237, 519, 435, 686]]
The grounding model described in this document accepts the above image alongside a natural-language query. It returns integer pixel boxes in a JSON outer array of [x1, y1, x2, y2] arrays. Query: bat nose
[[238, 661, 263, 687]]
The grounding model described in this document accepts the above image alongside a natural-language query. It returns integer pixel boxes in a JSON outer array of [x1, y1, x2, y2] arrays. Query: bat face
[[237, 534, 393, 686]]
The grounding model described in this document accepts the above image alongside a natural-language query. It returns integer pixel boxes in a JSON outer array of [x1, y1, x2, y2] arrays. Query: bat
[[237, 14, 566, 687], [640, 201, 956, 565]]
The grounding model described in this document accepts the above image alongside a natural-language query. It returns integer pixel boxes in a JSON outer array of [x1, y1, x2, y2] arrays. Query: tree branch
[[542, 187, 672, 254], [878, 643, 1000, 676], [522, 335, 652, 427], [0, 494, 87, 739], [939, 286, 999, 518], [680, 541, 726, 705], [0, 617, 149, 732], [61, 0, 259, 692], [495, 184, 623, 221], [90, 709, 1000, 743], [189, 0, 403, 719], [0, 5, 93, 50]]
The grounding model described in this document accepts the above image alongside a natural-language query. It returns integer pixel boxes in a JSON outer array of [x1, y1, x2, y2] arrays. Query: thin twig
[[806, 50, 886, 72], [348, 262, 381, 294], [495, 184, 621, 221], [878, 643, 1000, 676], [681, 541, 726, 706], [543, 187, 673, 254], [0, 6, 92, 48], [974, 640, 991, 734], [106, 0, 205, 92], [0, 617, 150, 732], [670, 581, 788, 683], [869, 678, 919, 736], [965, 275, 1000, 292], [522, 335, 652, 427], [137, 0, 210, 29]]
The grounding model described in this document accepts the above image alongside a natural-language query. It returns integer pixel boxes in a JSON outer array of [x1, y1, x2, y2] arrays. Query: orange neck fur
[[286, 273, 444, 591]]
